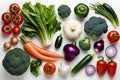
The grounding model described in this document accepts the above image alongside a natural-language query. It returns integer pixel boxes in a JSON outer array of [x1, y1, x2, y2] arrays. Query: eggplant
[[63, 41, 80, 62]]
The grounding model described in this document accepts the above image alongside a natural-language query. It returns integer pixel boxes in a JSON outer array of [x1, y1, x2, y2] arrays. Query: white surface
[[0, 0, 120, 80]]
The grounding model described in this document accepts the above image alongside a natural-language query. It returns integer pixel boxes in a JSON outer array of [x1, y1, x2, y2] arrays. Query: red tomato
[[1, 12, 12, 24], [13, 14, 23, 25], [97, 56, 107, 77], [43, 62, 56, 75], [13, 26, 21, 35], [107, 30, 120, 43], [107, 59, 117, 78], [9, 3, 20, 15], [1, 24, 12, 35]]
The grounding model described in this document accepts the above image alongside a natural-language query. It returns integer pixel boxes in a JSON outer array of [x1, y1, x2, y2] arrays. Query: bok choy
[[21, 2, 61, 47]]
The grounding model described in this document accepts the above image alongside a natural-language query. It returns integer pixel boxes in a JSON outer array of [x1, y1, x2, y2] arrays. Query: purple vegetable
[[94, 39, 104, 52], [63, 41, 80, 62], [105, 45, 117, 58], [85, 64, 96, 76]]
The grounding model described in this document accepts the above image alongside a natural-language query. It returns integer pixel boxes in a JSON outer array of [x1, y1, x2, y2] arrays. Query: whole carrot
[[30, 41, 63, 58], [20, 35, 58, 62]]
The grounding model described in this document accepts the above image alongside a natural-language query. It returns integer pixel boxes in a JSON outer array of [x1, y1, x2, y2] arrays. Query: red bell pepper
[[97, 56, 107, 77], [107, 58, 117, 78]]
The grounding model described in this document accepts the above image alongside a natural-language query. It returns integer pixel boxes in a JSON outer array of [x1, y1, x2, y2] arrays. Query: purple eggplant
[[63, 41, 80, 62]]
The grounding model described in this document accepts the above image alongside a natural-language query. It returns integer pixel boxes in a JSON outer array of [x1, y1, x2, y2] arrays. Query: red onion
[[105, 45, 117, 58], [85, 64, 96, 76], [94, 39, 104, 52]]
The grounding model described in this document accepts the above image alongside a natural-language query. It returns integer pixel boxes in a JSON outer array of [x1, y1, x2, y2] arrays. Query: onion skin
[[63, 42, 80, 62], [94, 39, 104, 52]]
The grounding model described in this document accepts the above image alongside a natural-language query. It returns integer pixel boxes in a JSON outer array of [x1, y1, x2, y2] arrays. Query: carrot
[[20, 35, 58, 62], [30, 41, 63, 58]]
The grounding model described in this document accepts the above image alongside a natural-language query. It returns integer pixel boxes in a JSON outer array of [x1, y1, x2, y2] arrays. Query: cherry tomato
[[97, 56, 107, 77], [43, 62, 56, 75], [1, 12, 12, 24], [9, 3, 20, 15], [107, 30, 120, 43], [13, 26, 21, 35], [107, 59, 117, 78], [13, 14, 23, 25], [1, 24, 12, 35]]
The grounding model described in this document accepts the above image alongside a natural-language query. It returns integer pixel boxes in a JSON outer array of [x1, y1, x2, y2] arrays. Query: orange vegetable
[[20, 35, 62, 62], [30, 41, 63, 58]]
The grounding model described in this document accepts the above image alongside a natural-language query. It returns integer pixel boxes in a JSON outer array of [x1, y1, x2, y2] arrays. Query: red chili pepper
[[107, 58, 117, 78], [97, 56, 107, 77]]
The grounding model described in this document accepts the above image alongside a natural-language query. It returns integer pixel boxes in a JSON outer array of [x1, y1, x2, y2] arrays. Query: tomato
[[107, 30, 120, 43], [97, 56, 107, 77], [13, 26, 21, 35], [1, 24, 12, 35], [9, 3, 20, 15], [13, 14, 23, 25], [107, 59, 117, 78], [1, 12, 12, 24], [43, 62, 56, 75]]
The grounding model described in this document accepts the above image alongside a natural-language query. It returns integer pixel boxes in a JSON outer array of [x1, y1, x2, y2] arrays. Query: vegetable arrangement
[[1, 1, 120, 80]]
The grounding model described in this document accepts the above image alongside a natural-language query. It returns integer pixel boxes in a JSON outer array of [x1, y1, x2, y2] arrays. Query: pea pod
[[55, 34, 63, 49]]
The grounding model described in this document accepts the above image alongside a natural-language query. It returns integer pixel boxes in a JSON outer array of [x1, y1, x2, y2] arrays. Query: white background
[[0, 0, 120, 80]]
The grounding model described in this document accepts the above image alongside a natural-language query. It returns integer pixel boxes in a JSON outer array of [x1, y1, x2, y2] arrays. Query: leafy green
[[30, 59, 42, 77], [21, 2, 61, 47]]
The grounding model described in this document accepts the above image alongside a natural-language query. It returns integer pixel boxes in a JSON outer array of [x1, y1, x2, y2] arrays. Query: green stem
[[20, 35, 29, 44], [98, 56, 104, 61]]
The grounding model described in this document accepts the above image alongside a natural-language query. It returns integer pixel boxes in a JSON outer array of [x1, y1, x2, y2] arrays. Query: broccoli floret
[[84, 16, 108, 39], [58, 4, 71, 18], [79, 37, 91, 51], [2, 48, 30, 76]]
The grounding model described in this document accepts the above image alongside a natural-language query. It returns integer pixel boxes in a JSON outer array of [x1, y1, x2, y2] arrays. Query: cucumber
[[55, 34, 63, 49], [71, 54, 94, 75], [102, 3, 119, 26]]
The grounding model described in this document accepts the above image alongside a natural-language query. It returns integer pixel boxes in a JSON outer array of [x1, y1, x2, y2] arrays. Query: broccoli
[[79, 37, 91, 51], [2, 48, 30, 76], [58, 4, 71, 18], [84, 16, 108, 39]]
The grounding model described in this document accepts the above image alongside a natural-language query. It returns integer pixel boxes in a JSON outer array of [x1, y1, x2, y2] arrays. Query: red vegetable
[[9, 3, 20, 15], [43, 62, 56, 75], [1, 12, 12, 24], [107, 30, 120, 43], [1, 24, 12, 35], [107, 58, 117, 78], [13, 14, 23, 25], [97, 56, 107, 77], [13, 26, 21, 35]]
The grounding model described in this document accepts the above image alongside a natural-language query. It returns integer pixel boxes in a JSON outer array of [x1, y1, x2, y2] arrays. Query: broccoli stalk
[[79, 37, 91, 51]]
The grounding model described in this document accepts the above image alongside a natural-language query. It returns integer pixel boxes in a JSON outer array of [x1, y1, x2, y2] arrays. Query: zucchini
[[55, 34, 63, 49], [102, 3, 119, 26], [71, 54, 94, 75]]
